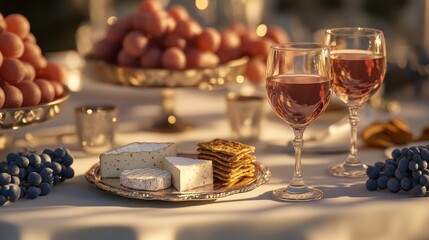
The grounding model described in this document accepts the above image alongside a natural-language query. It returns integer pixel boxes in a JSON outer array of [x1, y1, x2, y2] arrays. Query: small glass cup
[[75, 105, 118, 154]]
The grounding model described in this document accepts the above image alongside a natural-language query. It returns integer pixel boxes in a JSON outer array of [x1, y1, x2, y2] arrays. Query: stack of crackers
[[197, 139, 256, 186], [362, 119, 413, 148]]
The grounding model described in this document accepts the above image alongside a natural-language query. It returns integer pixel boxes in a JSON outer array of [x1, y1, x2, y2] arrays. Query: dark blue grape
[[420, 175, 429, 186], [6, 152, 19, 163], [49, 162, 62, 175], [60, 165, 66, 176], [0, 195, 6, 206], [27, 172, 42, 186], [33, 163, 44, 173], [413, 184, 427, 197], [61, 155, 73, 167], [7, 165, 19, 176], [42, 149, 54, 158], [412, 178, 419, 188], [0, 161, 8, 173], [64, 167, 74, 179], [10, 176, 20, 185], [410, 146, 419, 153], [18, 168, 26, 179], [385, 159, 396, 166], [421, 149, 429, 160], [384, 164, 396, 177], [25, 165, 34, 175], [52, 175, 61, 185], [377, 175, 389, 189], [374, 162, 384, 170], [366, 179, 377, 191], [423, 169, 429, 175], [16, 156, 29, 168], [54, 148, 66, 158], [7, 184, 20, 202], [26, 186, 41, 199], [387, 178, 401, 193], [412, 170, 422, 180], [392, 148, 402, 160], [400, 177, 412, 191], [39, 154, 51, 163], [419, 160, 428, 171], [401, 148, 409, 155], [398, 158, 410, 171], [0, 173, 11, 185], [28, 154, 41, 166], [366, 166, 379, 179], [39, 182, 51, 196], [0, 185, 9, 196], [412, 153, 422, 163], [40, 168, 54, 182], [395, 169, 409, 180], [19, 187, 26, 198], [52, 157, 62, 164], [408, 161, 419, 171]]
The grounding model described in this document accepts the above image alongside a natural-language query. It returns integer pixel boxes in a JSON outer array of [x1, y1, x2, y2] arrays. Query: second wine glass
[[324, 27, 387, 177], [266, 43, 333, 201]]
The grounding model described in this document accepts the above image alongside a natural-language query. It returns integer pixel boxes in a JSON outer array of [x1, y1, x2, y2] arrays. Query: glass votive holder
[[75, 105, 118, 154]]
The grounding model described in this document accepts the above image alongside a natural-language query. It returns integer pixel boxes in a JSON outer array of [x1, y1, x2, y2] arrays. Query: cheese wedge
[[164, 156, 213, 191], [100, 142, 176, 177], [120, 168, 172, 191]]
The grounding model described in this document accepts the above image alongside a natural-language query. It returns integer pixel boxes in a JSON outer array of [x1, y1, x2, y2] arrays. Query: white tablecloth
[[1, 79, 429, 240]]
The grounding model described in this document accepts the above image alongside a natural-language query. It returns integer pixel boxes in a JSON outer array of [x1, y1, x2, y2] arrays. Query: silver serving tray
[[0, 87, 70, 130], [85, 161, 270, 201], [85, 57, 248, 89]]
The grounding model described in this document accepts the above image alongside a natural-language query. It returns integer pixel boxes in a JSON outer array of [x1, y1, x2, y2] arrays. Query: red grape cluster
[[91, 0, 289, 84], [0, 13, 66, 109]]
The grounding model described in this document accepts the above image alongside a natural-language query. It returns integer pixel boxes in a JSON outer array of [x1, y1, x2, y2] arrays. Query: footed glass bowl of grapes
[[266, 43, 333, 201], [324, 27, 386, 178]]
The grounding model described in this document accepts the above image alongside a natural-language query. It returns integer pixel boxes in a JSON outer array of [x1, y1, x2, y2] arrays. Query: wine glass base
[[148, 115, 193, 133], [272, 186, 323, 202], [329, 163, 368, 178]]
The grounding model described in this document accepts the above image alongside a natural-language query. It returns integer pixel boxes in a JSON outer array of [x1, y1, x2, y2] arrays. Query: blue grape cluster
[[366, 145, 429, 197], [0, 147, 74, 206]]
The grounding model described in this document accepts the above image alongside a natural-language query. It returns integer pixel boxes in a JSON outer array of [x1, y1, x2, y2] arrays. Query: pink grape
[[0, 58, 26, 84], [5, 14, 30, 39], [186, 48, 219, 68], [0, 51, 3, 66], [106, 18, 131, 44], [139, 0, 162, 13], [0, 32, 24, 58], [22, 62, 36, 81], [33, 56, 47, 71], [2, 84, 23, 108], [144, 12, 168, 37], [50, 81, 64, 98], [168, 5, 189, 22], [173, 19, 202, 39], [24, 32, 36, 43], [140, 47, 162, 68], [244, 58, 266, 84], [34, 79, 55, 103], [39, 63, 66, 83], [19, 41, 42, 66], [0, 13, 6, 33], [117, 49, 138, 67], [219, 30, 241, 50], [228, 22, 247, 36], [92, 39, 119, 63], [122, 30, 148, 57], [162, 33, 186, 49], [16, 81, 41, 106], [165, 16, 177, 33], [161, 47, 186, 69], [196, 28, 221, 52], [240, 29, 258, 54], [0, 86, 5, 108], [247, 38, 273, 58]]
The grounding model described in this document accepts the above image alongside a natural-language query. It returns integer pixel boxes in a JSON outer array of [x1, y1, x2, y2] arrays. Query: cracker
[[197, 148, 252, 162], [198, 153, 255, 168], [214, 171, 255, 182], [197, 138, 254, 157], [214, 163, 255, 175]]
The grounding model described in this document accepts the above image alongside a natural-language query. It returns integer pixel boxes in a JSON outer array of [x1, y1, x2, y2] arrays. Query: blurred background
[[0, 0, 428, 98]]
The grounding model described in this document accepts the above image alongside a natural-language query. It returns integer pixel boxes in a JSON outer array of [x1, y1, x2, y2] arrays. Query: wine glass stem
[[346, 106, 361, 165], [290, 127, 306, 188], [161, 89, 175, 117]]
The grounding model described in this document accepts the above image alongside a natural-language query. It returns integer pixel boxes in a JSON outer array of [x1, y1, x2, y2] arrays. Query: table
[[1, 79, 429, 240]]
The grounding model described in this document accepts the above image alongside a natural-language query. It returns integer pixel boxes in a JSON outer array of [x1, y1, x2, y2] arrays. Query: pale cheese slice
[[163, 156, 213, 192], [120, 168, 172, 191], [100, 142, 176, 177]]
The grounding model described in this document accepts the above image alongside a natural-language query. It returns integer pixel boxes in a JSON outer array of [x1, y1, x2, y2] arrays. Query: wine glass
[[324, 27, 386, 177], [266, 43, 333, 201]]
